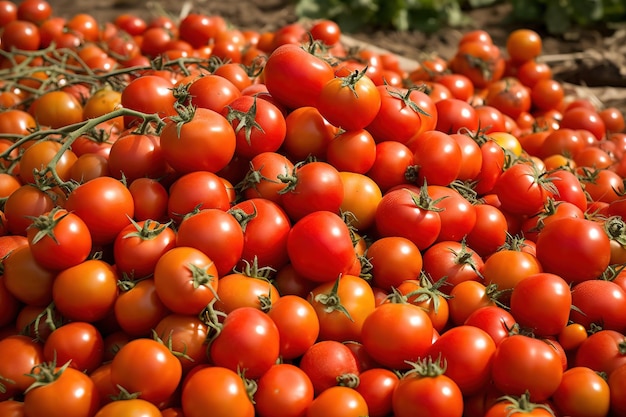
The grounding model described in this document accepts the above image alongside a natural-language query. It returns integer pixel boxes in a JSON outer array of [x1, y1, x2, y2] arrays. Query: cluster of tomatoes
[[1, 0, 626, 416]]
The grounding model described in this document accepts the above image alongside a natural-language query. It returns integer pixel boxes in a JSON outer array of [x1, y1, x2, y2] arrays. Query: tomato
[[493, 162, 553, 216], [182, 365, 254, 417], [306, 386, 369, 417], [127, 177, 169, 222], [483, 248, 543, 294], [166, 171, 231, 223], [267, 294, 320, 360], [366, 85, 436, 144], [449, 40, 505, 88], [43, 321, 104, 374], [609, 363, 626, 415], [209, 306, 280, 379], [65, 176, 134, 245], [599, 106, 625, 134], [551, 366, 610, 417], [264, 43, 335, 109], [355, 368, 399, 417], [409, 130, 462, 185], [366, 140, 414, 192], [506, 29, 542, 63], [558, 322, 588, 351], [367, 236, 422, 290], [3, 245, 56, 306], [465, 305, 517, 346], [569, 279, 626, 332], [422, 240, 483, 293], [309, 274, 375, 342], [113, 219, 177, 279], [299, 340, 360, 394], [374, 187, 442, 251], [396, 277, 449, 332], [317, 68, 381, 131], [491, 334, 563, 401], [18, 140, 77, 185], [473, 139, 506, 196], [23, 363, 100, 417], [0, 400, 24, 417], [560, 106, 606, 141], [153, 246, 219, 315], [361, 301, 433, 370], [0, 275, 20, 329], [254, 363, 314, 417], [107, 132, 168, 182], [535, 217, 611, 284], [160, 107, 236, 174], [214, 271, 279, 314], [287, 210, 359, 283], [484, 78, 532, 120], [0, 335, 44, 398], [239, 152, 294, 203], [545, 168, 588, 212], [94, 398, 162, 417], [120, 75, 176, 128], [153, 313, 210, 374], [392, 357, 464, 417], [282, 106, 338, 161], [114, 278, 170, 337], [1, 19, 40, 51], [326, 129, 377, 174], [484, 394, 555, 417], [176, 208, 244, 276], [4, 184, 56, 236], [531, 78, 565, 111], [52, 259, 118, 323], [278, 161, 344, 221]]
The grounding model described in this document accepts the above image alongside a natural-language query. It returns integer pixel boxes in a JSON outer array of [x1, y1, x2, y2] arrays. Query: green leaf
[[510, 0, 545, 22], [545, 0, 572, 34], [570, 0, 604, 23], [467, 0, 499, 7]]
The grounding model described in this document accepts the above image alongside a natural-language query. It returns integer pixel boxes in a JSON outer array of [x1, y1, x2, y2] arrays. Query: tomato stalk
[[493, 391, 556, 416], [26, 206, 70, 245], [312, 275, 355, 322], [24, 358, 71, 394], [402, 272, 451, 315], [225, 96, 265, 145]]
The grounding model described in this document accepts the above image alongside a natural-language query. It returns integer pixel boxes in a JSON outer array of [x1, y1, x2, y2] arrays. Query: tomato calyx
[[450, 238, 484, 279], [26, 206, 69, 245], [110, 384, 141, 401], [402, 272, 451, 314], [336, 372, 360, 388], [24, 358, 71, 394], [493, 391, 556, 417], [168, 102, 197, 137], [229, 203, 259, 232], [604, 215, 626, 246], [200, 298, 228, 344], [225, 96, 265, 145], [235, 163, 282, 196], [151, 329, 194, 361], [21, 302, 62, 343], [338, 66, 369, 98], [449, 179, 480, 203], [187, 262, 218, 294], [403, 182, 446, 212], [312, 274, 355, 322], [277, 160, 311, 195], [122, 217, 172, 241], [402, 355, 447, 379]]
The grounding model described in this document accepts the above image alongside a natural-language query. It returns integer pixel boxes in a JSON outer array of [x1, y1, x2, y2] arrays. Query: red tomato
[[491, 334, 563, 401], [160, 107, 236, 174], [483, 248, 543, 294], [366, 140, 414, 192], [287, 210, 359, 283], [355, 368, 399, 417], [493, 162, 554, 216], [26, 207, 92, 271], [52, 259, 119, 322], [282, 106, 338, 160], [410, 130, 462, 185], [107, 132, 168, 182], [43, 321, 104, 374], [153, 313, 210, 374], [3, 245, 56, 307], [166, 170, 231, 223], [368, 236, 423, 290], [94, 398, 162, 417], [110, 338, 182, 405], [552, 366, 610, 417], [360, 301, 434, 370], [121, 75, 176, 128], [299, 340, 360, 395], [113, 278, 169, 337], [254, 363, 314, 417], [267, 294, 320, 360], [317, 68, 381, 130], [4, 184, 56, 236], [465, 305, 517, 346], [153, 246, 219, 315], [209, 306, 280, 379], [422, 240, 484, 293], [484, 394, 555, 417], [608, 363, 626, 415], [264, 43, 335, 109], [65, 176, 134, 245], [326, 129, 377, 174], [392, 357, 464, 417], [23, 363, 100, 417], [306, 385, 369, 417], [569, 279, 626, 332], [0, 335, 44, 398], [535, 217, 611, 284]]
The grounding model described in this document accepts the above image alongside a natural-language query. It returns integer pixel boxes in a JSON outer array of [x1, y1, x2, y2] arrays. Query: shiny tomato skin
[[254, 363, 315, 417], [298, 340, 360, 395], [305, 386, 369, 417], [267, 294, 320, 360], [43, 321, 104, 374], [392, 369, 464, 417]]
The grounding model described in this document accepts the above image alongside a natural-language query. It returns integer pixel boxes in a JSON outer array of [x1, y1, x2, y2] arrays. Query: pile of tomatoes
[[2, 0, 626, 416]]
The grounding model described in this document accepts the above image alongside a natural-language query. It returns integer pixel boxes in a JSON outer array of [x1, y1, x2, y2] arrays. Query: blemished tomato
[[254, 363, 315, 417], [26, 207, 92, 271], [52, 259, 119, 322], [23, 363, 101, 417], [568, 279, 626, 332], [491, 334, 563, 401], [182, 365, 254, 417], [153, 246, 219, 315], [110, 337, 182, 405]]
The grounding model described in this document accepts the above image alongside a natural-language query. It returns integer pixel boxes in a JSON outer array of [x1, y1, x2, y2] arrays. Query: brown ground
[[47, 0, 626, 112]]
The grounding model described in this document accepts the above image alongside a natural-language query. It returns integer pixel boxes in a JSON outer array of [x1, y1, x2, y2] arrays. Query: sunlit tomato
[[153, 246, 219, 315], [239, 151, 294, 203], [107, 132, 167, 182], [264, 43, 335, 109], [65, 176, 134, 245], [306, 386, 369, 417], [111, 337, 182, 405], [367, 236, 423, 290], [484, 394, 555, 417], [267, 294, 320, 359], [491, 334, 563, 401], [94, 398, 162, 417], [492, 162, 553, 216], [506, 28, 542, 63], [483, 248, 543, 294], [569, 279, 626, 332], [484, 78, 532, 120], [326, 129, 377, 174], [366, 140, 414, 192], [422, 240, 483, 292], [535, 217, 611, 284], [337, 171, 382, 231], [449, 40, 504, 88], [366, 85, 436, 144], [409, 130, 462, 185], [551, 366, 610, 417], [127, 177, 169, 222], [120, 75, 176, 128], [361, 301, 433, 370], [282, 106, 338, 160], [23, 363, 100, 417], [32, 90, 83, 128], [0, 335, 44, 398], [396, 277, 449, 332], [114, 278, 170, 337], [1, 19, 40, 50], [560, 106, 606, 141], [448, 132, 483, 181], [113, 219, 176, 279], [3, 245, 55, 306], [153, 313, 210, 374], [578, 167, 624, 203], [18, 140, 77, 185], [465, 203, 508, 258], [43, 321, 104, 374], [166, 171, 231, 223], [298, 340, 360, 394]]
